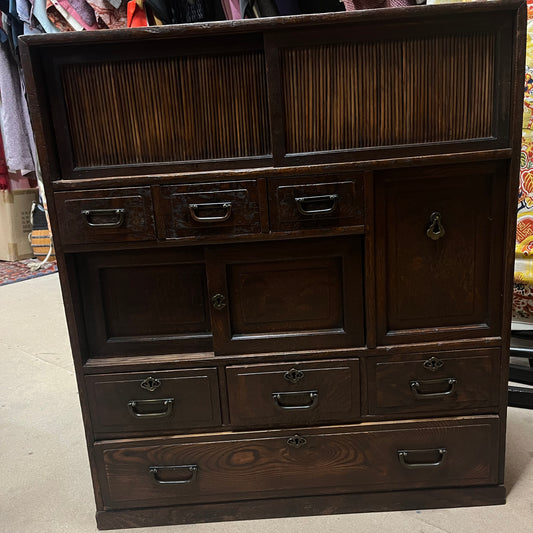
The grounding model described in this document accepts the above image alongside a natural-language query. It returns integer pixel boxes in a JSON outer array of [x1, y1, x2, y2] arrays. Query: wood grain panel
[[61, 52, 270, 168], [281, 33, 495, 154], [95, 417, 499, 509]]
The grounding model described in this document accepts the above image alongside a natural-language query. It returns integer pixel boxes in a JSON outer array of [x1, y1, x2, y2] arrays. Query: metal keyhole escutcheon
[[426, 212, 445, 241], [212, 293, 227, 310]]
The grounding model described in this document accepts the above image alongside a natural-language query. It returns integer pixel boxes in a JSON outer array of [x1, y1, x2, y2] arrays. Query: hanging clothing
[[0, 42, 34, 173], [127, 0, 148, 26], [86, 0, 127, 29], [30, 0, 60, 32], [221, 0, 240, 19]]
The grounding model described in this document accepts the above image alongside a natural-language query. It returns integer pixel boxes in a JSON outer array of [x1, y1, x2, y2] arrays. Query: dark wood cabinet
[[20, 2, 524, 530]]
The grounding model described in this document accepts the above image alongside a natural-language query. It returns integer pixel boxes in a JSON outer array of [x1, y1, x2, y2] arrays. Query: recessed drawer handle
[[149, 465, 198, 485], [426, 211, 445, 240], [127, 398, 174, 418], [272, 391, 318, 410], [189, 202, 232, 223], [398, 448, 447, 469], [409, 378, 457, 399], [81, 208, 126, 228], [295, 194, 338, 215]]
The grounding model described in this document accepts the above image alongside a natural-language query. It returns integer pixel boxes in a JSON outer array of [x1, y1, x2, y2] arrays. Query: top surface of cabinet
[[20, 1, 522, 182]]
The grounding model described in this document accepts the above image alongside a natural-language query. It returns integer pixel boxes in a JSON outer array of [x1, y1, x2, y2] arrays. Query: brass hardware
[[127, 398, 174, 418], [287, 435, 307, 448], [140, 376, 161, 392], [409, 378, 457, 399], [284, 368, 305, 384], [212, 293, 227, 310], [398, 448, 447, 469], [272, 391, 318, 410], [426, 211, 445, 240], [423, 357, 444, 372], [189, 202, 232, 223], [81, 208, 126, 228], [149, 465, 198, 485], [295, 194, 338, 216]]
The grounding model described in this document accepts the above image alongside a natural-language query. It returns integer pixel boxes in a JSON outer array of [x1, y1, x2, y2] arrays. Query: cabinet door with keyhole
[[374, 161, 506, 345]]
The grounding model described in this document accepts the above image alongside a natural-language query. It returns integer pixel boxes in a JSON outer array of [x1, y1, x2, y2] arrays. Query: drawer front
[[367, 348, 501, 416], [268, 175, 364, 232], [95, 417, 499, 509], [226, 359, 360, 428], [157, 180, 262, 239], [55, 187, 155, 245], [86, 368, 221, 438]]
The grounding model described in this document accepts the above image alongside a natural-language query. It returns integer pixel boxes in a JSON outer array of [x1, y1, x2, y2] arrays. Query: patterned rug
[[0, 259, 58, 286]]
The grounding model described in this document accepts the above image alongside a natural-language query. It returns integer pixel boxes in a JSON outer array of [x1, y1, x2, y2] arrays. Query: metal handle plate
[[149, 465, 198, 485], [272, 391, 318, 410], [426, 211, 445, 240], [409, 378, 457, 399], [287, 435, 307, 448], [212, 294, 227, 310], [295, 194, 338, 216], [127, 398, 174, 418], [189, 202, 232, 223], [398, 448, 447, 469]]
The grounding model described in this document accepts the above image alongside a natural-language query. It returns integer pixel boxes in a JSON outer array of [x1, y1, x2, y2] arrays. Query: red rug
[[0, 259, 58, 286]]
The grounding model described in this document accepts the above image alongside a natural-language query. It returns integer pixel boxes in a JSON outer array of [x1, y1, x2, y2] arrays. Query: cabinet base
[[96, 485, 506, 530]]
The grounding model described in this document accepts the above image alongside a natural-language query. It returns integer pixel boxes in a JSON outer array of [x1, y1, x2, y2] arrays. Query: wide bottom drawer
[[95, 416, 500, 510]]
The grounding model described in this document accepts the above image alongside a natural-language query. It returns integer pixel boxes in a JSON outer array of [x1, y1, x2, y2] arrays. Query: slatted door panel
[[280, 33, 496, 154], [60, 52, 271, 170]]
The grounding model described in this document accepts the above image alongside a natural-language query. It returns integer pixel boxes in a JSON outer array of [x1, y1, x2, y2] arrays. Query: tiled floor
[[1, 273, 532, 533]]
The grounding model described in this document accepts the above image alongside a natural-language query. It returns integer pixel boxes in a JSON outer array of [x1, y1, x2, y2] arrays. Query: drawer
[[94, 417, 499, 509], [55, 187, 155, 245], [157, 180, 262, 239], [85, 368, 221, 438], [268, 175, 364, 232], [226, 359, 360, 428], [367, 348, 501, 416]]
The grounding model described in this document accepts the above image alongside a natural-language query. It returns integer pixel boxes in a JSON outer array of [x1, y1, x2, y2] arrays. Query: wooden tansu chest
[[20, 1, 525, 528]]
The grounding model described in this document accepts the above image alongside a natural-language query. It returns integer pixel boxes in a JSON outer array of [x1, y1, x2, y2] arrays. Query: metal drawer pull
[[426, 211, 445, 240], [149, 465, 198, 485], [398, 448, 447, 469], [287, 435, 307, 448], [189, 202, 232, 223], [410, 378, 457, 399], [272, 391, 318, 410], [295, 194, 338, 215], [127, 398, 174, 418], [81, 208, 126, 228]]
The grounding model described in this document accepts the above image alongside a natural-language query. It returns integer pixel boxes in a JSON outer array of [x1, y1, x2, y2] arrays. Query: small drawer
[[367, 348, 501, 416], [85, 368, 221, 438], [268, 175, 364, 232], [157, 180, 262, 239], [226, 359, 360, 428], [55, 187, 155, 246], [94, 417, 499, 510]]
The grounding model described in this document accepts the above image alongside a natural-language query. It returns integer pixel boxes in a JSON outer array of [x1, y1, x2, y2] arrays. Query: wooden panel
[[95, 417, 499, 509], [157, 180, 262, 239], [268, 174, 364, 232], [55, 187, 155, 246], [206, 237, 365, 355], [86, 368, 221, 438], [281, 33, 495, 154], [61, 52, 270, 169], [78, 249, 212, 357], [375, 161, 506, 344], [367, 348, 501, 416], [226, 359, 360, 428]]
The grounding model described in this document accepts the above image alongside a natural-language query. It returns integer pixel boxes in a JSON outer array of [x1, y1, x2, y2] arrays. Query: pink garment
[[343, 0, 413, 8], [85, 0, 127, 29], [55, 0, 100, 29], [221, 0, 240, 19]]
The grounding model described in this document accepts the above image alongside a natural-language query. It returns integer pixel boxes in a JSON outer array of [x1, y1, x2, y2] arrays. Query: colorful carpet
[[0, 259, 58, 286]]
